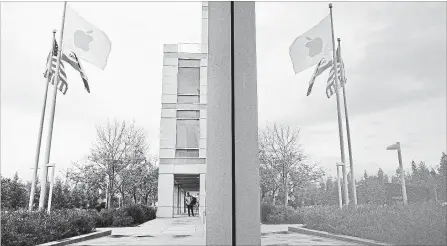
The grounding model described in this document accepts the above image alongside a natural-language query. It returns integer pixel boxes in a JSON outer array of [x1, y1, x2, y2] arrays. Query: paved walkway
[[72, 216, 360, 245], [73, 216, 205, 246]]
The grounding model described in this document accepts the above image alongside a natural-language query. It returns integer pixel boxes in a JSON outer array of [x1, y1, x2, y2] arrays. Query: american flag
[[44, 39, 68, 95], [326, 46, 347, 99], [62, 51, 90, 93], [307, 55, 333, 96]]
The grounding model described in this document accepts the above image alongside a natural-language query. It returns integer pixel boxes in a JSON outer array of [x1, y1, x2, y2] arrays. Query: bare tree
[[86, 120, 149, 208], [259, 123, 324, 206], [120, 160, 155, 204]]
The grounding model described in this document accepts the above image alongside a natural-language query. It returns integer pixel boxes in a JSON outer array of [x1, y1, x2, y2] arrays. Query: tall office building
[[156, 2, 208, 218]]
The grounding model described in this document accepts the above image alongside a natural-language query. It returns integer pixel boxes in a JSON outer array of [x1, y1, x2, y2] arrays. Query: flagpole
[[338, 38, 358, 206], [336, 163, 343, 209], [329, 3, 349, 206], [47, 164, 55, 214], [38, 1, 67, 211], [29, 30, 57, 211]]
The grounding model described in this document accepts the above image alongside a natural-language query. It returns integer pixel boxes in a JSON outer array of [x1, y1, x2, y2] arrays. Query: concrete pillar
[[156, 174, 174, 217], [202, 2, 208, 46], [182, 190, 186, 214], [200, 173, 206, 221], [206, 2, 260, 245], [177, 187, 180, 215], [173, 184, 179, 215]]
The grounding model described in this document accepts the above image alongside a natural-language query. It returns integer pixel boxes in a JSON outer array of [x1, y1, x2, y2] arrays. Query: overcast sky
[[1, 1, 446, 182]]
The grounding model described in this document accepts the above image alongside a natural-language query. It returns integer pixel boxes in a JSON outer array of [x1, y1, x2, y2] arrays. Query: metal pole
[[47, 165, 55, 213], [396, 142, 408, 205], [29, 30, 56, 211], [38, 2, 67, 210], [336, 164, 342, 209], [329, 3, 349, 205], [337, 38, 357, 206]]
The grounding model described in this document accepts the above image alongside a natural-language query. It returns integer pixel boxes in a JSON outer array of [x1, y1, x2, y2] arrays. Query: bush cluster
[[1, 209, 95, 246], [1, 205, 157, 246], [261, 202, 304, 224], [89, 204, 157, 228], [261, 201, 447, 245], [300, 201, 447, 245]]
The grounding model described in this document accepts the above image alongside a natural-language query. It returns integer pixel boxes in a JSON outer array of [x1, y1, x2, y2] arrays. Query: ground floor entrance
[[157, 172, 205, 219]]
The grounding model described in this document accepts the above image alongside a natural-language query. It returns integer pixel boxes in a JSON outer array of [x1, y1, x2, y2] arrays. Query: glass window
[[177, 110, 200, 119], [177, 67, 200, 95], [175, 149, 199, 158], [178, 59, 200, 68], [177, 95, 200, 103], [176, 119, 200, 148]]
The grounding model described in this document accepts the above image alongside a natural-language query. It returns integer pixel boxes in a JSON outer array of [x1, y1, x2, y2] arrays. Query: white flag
[[63, 5, 111, 70], [289, 15, 333, 74]]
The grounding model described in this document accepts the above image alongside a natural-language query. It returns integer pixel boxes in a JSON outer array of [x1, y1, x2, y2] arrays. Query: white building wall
[[156, 2, 208, 219], [157, 174, 174, 217]]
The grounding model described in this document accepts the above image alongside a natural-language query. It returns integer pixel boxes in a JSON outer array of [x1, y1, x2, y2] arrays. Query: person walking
[[185, 192, 194, 217]]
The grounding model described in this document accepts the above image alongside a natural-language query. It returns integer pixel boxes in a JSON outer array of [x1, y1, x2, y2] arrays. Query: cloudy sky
[[1, 1, 446, 182]]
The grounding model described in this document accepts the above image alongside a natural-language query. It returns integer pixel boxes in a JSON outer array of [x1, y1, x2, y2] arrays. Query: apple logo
[[305, 37, 323, 57], [74, 30, 94, 52]]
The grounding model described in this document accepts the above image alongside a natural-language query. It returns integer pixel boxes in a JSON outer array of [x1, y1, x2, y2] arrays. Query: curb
[[288, 226, 391, 246], [37, 229, 112, 246]]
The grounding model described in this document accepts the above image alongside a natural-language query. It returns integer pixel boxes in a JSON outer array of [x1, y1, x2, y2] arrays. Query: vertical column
[[156, 174, 174, 217], [182, 191, 186, 213], [178, 186, 181, 214], [202, 2, 208, 46], [199, 173, 206, 220], [206, 2, 260, 245], [173, 184, 179, 215], [233, 2, 260, 244]]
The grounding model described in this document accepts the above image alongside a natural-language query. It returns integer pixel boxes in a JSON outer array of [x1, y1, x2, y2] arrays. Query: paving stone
[[71, 216, 363, 246]]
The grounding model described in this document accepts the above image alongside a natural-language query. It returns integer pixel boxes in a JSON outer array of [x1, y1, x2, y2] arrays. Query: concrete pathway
[[261, 224, 360, 245], [72, 215, 204, 246], [72, 216, 360, 245]]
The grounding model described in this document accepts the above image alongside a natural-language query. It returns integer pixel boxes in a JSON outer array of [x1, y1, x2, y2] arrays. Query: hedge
[[261, 202, 304, 224], [1, 204, 157, 246], [1, 209, 95, 246], [300, 202, 447, 245], [89, 204, 157, 227], [260, 201, 447, 245]]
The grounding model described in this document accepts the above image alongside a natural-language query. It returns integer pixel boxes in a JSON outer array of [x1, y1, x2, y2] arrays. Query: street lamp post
[[387, 142, 408, 205], [336, 162, 344, 209]]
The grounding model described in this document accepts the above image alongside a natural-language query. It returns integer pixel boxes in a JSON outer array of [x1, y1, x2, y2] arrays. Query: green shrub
[[139, 204, 157, 221], [261, 202, 274, 222], [1, 205, 157, 246], [111, 214, 134, 227], [98, 209, 115, 227], [86, 209, 103, 227], [301, 202, 447, 245], [1, 209, 95, 246], [88, 204, 156, 228], [123, 204, 145, 224], [261, 204, 304, 224]]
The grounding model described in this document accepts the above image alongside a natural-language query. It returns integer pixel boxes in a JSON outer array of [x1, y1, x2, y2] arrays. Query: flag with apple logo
[[63, 5, 111, 70], [289, 15, 333, 74]]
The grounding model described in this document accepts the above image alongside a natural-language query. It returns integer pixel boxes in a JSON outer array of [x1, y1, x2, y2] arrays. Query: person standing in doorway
[[185, 192, 194, 217]]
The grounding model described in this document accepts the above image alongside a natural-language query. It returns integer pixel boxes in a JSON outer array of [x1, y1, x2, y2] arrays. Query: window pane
[[175, 149, 199, 158], [179, 59, 200, 68], [177, 95, 200, 103], [177, 110, 200, 118], [176, 119, 200, 148], [178, 67, 200, 95]]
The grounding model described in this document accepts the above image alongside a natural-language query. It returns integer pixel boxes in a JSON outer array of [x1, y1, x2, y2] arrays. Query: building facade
[[156, 2, 208, 218]]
